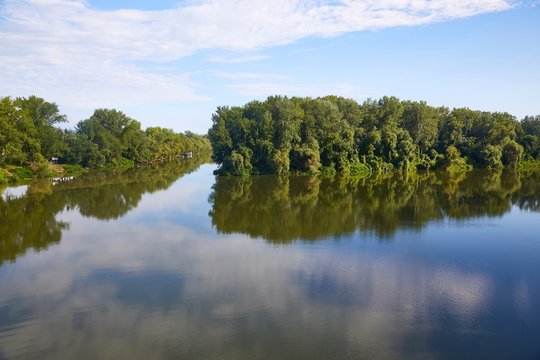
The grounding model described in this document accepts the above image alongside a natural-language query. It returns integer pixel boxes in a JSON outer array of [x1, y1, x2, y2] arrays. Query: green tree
[[76, 109, 147, 164], [402, 101, 439, 154], [15, 96, 67, 160], [0, 97, 25, 164]]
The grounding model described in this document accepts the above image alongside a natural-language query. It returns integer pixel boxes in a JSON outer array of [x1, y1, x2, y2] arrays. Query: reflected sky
[[1, 166, 540, 359]]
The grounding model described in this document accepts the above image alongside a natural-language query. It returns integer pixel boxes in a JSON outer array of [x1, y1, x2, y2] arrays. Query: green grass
[[100, 157, 135, 170], [7, 166, 33, 180], [61, 164, 85, 176], [0, 169, 11, 184], [0, 163, 86, 184], [0, 166, 34, 184]]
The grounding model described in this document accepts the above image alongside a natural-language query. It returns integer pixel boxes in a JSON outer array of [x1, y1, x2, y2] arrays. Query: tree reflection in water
[[209, 170, 540, 243], [3, 166, 539, 264], [0, 157, 209, 265]]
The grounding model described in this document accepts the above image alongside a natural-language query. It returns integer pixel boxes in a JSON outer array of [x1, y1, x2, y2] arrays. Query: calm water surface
[[1, 161, 540, 360]]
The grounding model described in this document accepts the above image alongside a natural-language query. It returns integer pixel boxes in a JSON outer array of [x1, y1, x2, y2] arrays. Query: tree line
[[208, 95, 540, 175], [0, 96, 211, 182]]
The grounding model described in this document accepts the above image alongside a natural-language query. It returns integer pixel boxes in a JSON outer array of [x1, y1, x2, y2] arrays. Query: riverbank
[[0, 154, 212, 187], [0, 164, 85, 185]]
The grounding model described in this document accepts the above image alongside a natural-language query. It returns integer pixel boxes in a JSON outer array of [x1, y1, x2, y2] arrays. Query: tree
[[76, 109, 147, 163], [0, 97, 25, 164], [402, 101, 439, 154], [502, 140, 523, 167], [208, 95, 539, 175], [15, 96, 67, 160], [480, 144, 503, 169], [518, 116, 540, 159]]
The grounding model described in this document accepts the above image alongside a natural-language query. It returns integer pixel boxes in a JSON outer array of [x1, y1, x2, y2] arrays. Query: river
[[1, 161, 539, 359]]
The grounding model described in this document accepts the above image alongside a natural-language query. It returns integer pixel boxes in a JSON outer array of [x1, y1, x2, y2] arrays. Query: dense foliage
[[0, 96, 211, 182], [208, 96, 540, 175]]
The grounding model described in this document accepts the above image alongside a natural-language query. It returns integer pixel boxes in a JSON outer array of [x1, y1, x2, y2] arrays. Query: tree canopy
[[209, 96, 539, 175], [0, 95, 211, 181]]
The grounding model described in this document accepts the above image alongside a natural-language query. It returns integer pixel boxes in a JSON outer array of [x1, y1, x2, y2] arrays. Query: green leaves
[[1, 96, 211, 177], [75, 109, 211, 167], [209, 95, 540, 175]]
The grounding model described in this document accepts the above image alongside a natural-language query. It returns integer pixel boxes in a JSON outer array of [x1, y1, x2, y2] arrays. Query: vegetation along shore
[[0, 96, 211, 184], [208, 95, 540, 175], [3, 94, 540, 184]]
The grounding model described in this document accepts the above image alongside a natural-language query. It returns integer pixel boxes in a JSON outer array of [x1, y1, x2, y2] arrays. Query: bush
[[350, 163, 371, 177], [9, 166, 33, 180], [31, 153, 53, 178], [0, 169, 11, 184], [61, 164, 85, 176]]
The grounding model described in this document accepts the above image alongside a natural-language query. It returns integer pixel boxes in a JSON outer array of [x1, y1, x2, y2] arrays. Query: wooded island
[[208, 96, 540, 175]]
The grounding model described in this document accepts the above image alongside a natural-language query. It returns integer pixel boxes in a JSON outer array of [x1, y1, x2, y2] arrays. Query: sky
[[0, 0, 539, 134]]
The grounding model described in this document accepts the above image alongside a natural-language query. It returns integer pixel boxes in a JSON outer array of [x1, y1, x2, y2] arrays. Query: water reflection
[[0, 157, 209, 265], [1, 215, 539, 359], [1, 166, 540, 359], [209, 170, 540, 242]]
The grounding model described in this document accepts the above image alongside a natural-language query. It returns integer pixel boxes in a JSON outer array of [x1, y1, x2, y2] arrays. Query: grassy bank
[[0, 163, 86, 185], [0, 154, 208, 186]]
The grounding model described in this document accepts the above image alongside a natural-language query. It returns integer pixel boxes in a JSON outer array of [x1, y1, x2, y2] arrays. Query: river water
[[1, 160, 539, 359]]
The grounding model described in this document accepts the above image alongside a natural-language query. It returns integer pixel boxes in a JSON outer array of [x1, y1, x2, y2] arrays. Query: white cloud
[[0, 0, 513, 120]]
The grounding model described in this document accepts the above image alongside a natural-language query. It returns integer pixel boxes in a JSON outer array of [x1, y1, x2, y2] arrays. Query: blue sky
[[1, 0, 539, 133]]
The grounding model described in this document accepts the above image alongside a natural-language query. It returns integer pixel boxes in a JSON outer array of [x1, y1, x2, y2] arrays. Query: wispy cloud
[[207, 54, 271, 64], [216, 71, 287, 80], [0, 0, 513, 118]]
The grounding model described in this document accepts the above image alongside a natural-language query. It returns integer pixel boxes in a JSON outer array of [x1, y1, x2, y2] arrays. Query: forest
[[0, 96, 211, 183], [208, 96, 540, 175]]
